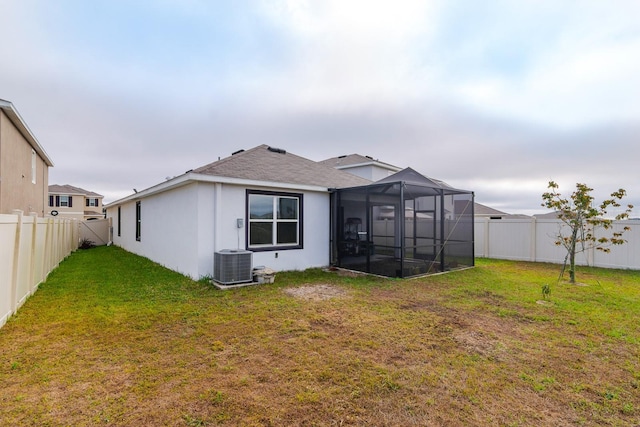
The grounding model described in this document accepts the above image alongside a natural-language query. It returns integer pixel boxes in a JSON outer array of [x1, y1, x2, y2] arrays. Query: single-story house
[[105, 145, 474, 281], [105, 145, 371, 280]]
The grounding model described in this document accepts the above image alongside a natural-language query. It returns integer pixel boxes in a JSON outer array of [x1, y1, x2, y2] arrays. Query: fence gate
[[79, 218, 111, 246]]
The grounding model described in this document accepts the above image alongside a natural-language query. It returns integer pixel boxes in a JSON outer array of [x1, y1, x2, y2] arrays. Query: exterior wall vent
[[214, 250, 253, 284]]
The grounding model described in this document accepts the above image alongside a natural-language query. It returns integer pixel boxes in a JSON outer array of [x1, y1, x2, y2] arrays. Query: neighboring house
[[0, 99, 54, 215], [473, 202, 531, 220], [534, 211, 562, 219], [319, 154, 401, 181], [105, 145, 371, 279], [48, 184, 104, 220], [473, 202, 509, 219]]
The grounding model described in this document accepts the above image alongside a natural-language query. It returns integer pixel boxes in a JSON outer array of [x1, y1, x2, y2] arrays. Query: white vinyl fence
[[0, 210, 79, 329], [475, 218, 640, 270]]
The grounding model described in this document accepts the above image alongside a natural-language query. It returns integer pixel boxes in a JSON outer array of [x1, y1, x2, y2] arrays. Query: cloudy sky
[[2, 0, 639, 215]]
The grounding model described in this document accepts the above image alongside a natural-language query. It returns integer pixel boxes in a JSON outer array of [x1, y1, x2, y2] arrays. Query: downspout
[[213, 182, 223, 254], [365, 190, 370, 274], [400, 183, 405, 278], [471, 192, 475, 266], [329, 189, 336, 266], [440, 189, 445, 272], [412, 198, 417, 259]]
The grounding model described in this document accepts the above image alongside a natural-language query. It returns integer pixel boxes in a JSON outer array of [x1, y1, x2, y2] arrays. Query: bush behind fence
[[0, 210, 79, 329]]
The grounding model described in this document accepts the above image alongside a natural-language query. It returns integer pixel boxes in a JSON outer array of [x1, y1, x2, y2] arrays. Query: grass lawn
[[1, 246, 639, 426]]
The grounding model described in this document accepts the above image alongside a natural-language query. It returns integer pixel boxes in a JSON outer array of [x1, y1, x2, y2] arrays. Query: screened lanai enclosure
[[331, 168, 474, 278]]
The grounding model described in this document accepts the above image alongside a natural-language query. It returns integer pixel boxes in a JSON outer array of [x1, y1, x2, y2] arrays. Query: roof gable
[[194, 145, 371, 189], [376, 167, 453, 189], [319, 153, 400, 171]]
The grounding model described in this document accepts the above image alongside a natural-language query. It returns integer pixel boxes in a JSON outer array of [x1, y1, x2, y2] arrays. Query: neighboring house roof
[[0, 99, 54, 167], [319, 153, 401, 172], [474, 202, 532, 219], [49, 184, 103, 198], [474, 202, 508, 217], [194, 145, 371, 189], [471, 202, 532, 219], [534, 211, 561, 219]]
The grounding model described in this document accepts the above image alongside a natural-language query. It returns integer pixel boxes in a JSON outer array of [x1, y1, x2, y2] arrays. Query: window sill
[[249, 245, 302, 252]]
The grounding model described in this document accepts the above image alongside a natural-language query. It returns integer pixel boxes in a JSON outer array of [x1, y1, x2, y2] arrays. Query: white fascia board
[[334, 161, 401, 172], [104, 173, 193, 208], [0, 99, 54, 167], [104, 173, 331, 208]]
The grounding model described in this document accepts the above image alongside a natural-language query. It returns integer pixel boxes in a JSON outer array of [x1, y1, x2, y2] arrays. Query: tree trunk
[[569, 227, 578, 283]]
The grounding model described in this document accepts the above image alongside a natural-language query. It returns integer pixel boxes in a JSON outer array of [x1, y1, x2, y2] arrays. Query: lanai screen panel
[[333, 174, 474, 278], [334, 182, 404, 277]]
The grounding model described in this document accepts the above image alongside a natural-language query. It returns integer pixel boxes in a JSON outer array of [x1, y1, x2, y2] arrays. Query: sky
[[1, 0, 639, 216]]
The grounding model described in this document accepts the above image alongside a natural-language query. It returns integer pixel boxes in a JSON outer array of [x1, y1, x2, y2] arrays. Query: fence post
[[29, 212, 38, 295], [483, 218, 490, 258], [530, 217, 537, 262], [44, 218, 52, 275], [10, 210, 23, 315]]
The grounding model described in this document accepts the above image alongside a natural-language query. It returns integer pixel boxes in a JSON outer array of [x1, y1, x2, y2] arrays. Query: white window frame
[[247, 191, 303, 251], [136, 201, 141, 241], [31, 149, 37, 184]]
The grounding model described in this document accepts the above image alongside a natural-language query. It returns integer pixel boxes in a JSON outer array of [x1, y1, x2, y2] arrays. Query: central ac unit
[[214, 250, 253, 285]]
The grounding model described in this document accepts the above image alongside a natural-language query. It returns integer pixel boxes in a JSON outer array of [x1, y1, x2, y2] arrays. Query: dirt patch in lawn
[[283, 284, 349, 301]]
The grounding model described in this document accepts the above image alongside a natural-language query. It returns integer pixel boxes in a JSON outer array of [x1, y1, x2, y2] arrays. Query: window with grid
[[247, 191, 302, 250]]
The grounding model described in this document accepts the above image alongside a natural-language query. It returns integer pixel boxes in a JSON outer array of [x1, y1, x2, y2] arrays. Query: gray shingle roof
[[194, 145, 372, 189], [319, 153, 399, 170], [474, 202, 508, 216], [49, 184, 103, 197], [377, 167, 457, 189]]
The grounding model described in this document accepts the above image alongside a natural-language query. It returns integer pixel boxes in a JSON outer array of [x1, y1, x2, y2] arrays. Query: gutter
[[104, 172, 334, 208]]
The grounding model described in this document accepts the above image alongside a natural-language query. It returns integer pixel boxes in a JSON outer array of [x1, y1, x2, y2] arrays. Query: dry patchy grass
[[1, 247, 639, 426]]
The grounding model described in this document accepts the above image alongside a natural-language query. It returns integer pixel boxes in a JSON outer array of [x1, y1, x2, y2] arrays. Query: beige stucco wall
[[83, 195, 104, 220], [47, 199, 85, 220], [47, 191, 104, 220], [0, 111, 49, 216]]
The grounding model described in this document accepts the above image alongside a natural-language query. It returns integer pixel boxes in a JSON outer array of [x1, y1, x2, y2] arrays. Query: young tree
[[541, 181, 633, 284]]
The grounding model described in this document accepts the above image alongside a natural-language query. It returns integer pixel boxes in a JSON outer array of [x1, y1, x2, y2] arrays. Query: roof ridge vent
[[267, 146, 287, 154]]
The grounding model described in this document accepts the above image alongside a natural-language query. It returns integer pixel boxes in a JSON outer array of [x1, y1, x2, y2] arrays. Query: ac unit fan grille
[[214, 250, 253, 284]]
